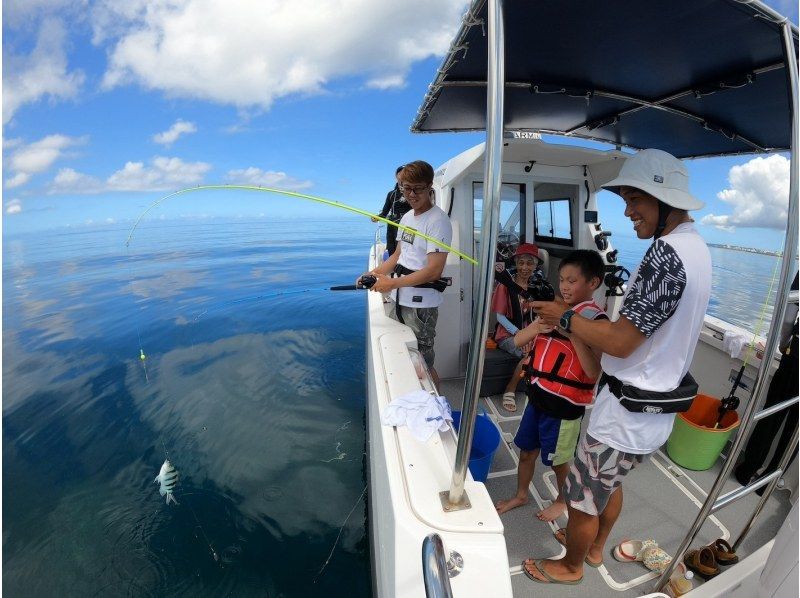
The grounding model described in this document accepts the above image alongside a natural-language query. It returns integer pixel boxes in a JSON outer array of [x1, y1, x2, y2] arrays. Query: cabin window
[[533, 183, 576, 246], [472, 182, 526, 245]]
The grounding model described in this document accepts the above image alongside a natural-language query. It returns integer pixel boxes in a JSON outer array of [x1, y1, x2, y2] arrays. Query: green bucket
[[666, 394, 740, 471]]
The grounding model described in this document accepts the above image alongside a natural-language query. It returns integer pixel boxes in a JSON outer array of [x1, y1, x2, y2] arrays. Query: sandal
[[707, 538, 738, 565], [612, 538, 657, 562], [642, 545, 672, 573], [684, 547, 720, 579], [522, 559, 583, 585], [502, 392, 517, 412]]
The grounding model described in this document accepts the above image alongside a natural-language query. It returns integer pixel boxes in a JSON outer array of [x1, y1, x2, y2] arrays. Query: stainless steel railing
[[422, 534, 454, 598]]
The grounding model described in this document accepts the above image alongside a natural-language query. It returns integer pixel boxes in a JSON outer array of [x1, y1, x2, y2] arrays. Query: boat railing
[[422, 533, 454, 598]]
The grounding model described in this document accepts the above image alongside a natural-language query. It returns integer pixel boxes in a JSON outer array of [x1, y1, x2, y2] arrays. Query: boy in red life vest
[[496, 250, 607, 523]]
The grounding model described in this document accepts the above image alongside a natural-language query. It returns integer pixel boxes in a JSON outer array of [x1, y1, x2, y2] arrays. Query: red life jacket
[[526, 300, 606, 406]]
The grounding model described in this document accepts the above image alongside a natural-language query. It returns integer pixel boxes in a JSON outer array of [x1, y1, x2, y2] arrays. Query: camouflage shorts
[[389, 302, 438, 367], [563, 433, 646, 516]]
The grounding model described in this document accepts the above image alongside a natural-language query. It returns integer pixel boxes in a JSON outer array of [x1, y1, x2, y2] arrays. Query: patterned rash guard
[[589, 222, 711, 453]]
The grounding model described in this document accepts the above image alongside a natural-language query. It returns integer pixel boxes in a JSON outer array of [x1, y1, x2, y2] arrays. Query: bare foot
[[496, 495, 529, 514], [537, 500, 567, 522]]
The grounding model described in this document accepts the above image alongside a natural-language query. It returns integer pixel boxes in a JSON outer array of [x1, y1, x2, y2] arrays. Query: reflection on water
[[4, 219, 372, 597]]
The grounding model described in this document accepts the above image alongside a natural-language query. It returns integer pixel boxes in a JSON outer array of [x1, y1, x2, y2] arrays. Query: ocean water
[[3, 217, 785, 597], [4, 218, 375, 597], [610, 234, 784, 334]]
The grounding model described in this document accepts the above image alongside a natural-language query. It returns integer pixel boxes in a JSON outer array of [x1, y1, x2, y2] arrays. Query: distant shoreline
[[708, 243, 782, 257]]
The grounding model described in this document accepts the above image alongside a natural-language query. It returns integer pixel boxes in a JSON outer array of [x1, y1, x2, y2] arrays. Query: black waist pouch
[[599, 371, 698, 414]]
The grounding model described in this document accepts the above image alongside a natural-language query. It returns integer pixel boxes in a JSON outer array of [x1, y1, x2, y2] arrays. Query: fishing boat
[[364, 1, 798, 596]]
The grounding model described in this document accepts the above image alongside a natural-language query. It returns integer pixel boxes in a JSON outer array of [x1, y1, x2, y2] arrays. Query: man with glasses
[[364, 160, 453, 389]]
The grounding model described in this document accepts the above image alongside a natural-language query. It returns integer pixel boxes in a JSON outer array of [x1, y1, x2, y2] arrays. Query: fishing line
[[716, 241, 785, 427], [181, 493, 220, 564], [125, 185, 478, 265], [313, 485, 367, 583], [126, 243, 150, 383]]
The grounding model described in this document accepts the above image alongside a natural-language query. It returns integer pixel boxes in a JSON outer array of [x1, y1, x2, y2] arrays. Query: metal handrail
[[754, 395, 799, 421], [653, 17, 799, 593], [422, 534, 454, 598], [447, 0, 505, 507]]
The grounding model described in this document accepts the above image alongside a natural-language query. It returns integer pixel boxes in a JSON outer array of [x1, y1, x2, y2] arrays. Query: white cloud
[[226, 167, 312, 190], [4, 134, 86, 188], [3, 17, 85, 124], [94, 0, 466, 110], [701, 155, 790, 231], [153, 119, 197, 145], [366, 74, 407, 90], [5, 199, 23, 214], [51, 156, 211, 194]]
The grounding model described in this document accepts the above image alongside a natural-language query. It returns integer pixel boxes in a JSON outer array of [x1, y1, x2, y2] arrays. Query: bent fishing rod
[[125, 185, 478, 265]]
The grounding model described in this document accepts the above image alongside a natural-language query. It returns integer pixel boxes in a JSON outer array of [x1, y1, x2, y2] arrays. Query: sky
[[2, 0, 798, 251]]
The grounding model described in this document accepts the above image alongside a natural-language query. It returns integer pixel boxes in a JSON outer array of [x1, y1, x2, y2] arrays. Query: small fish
[[154, 459, 179, 505]]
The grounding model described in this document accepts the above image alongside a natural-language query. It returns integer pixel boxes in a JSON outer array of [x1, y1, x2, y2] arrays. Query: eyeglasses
[[400, 184, 430, 196]]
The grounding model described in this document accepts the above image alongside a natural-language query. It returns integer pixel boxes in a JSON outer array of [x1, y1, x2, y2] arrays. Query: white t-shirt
[[588, 222, 711, 453], [394, 205, 453, 308]]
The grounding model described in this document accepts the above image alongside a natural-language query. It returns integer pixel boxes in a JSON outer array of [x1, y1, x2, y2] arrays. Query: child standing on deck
[[496, 250, 607, 523]]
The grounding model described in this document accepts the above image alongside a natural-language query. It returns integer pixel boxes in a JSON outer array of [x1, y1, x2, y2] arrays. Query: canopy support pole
[[446, 0, 505, 508]]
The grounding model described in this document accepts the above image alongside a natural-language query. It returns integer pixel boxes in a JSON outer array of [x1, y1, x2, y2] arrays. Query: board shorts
[[514, 403, 582, 467], [563, 433, 646, 516]]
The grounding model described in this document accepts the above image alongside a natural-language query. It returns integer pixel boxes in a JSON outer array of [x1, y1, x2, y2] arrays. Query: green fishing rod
[[125, 185, 478, 265]]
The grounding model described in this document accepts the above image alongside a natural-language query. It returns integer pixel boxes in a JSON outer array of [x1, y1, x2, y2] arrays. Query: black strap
[[495, 268, 530, 330], [529, 364, 596, 390], [393, 264, 449, 292]]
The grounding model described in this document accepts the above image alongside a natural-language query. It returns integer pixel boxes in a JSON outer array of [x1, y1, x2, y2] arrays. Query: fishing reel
[[604, 265, 630, 297], [357, 274, 377, 289]]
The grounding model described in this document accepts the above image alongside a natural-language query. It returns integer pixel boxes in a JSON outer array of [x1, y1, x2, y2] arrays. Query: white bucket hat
[[602, 149, 704, 210]]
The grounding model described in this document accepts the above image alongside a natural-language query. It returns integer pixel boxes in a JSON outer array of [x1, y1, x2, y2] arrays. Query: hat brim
[[602, 176, 704, 211]]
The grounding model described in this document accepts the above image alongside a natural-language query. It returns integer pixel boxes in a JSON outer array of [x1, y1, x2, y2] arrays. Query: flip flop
[[522, 559, 583, 585], [553, 527, 603, 567], [502, 392, 517, 412]]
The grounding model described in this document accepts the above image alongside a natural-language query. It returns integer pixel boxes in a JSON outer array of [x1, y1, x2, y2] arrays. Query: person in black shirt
[[373, 166, 410, 256]]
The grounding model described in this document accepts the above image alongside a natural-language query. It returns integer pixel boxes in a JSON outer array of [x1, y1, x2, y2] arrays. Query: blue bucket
[[452, 411, 502, 483]]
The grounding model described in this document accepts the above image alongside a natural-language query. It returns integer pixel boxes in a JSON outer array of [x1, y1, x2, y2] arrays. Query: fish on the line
[[154, 459, 179, 505]]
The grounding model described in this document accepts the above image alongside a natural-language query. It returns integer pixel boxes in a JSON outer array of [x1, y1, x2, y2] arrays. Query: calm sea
[[2, 217, 784, 596]]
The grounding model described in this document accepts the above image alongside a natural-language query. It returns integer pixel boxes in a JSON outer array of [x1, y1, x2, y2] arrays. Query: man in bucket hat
[[523, 149, 711, 585]]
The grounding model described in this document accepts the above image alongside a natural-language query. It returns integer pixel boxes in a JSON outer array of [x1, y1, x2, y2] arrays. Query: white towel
[[381, 390, 453, 442], [723, 329, 749, 359]]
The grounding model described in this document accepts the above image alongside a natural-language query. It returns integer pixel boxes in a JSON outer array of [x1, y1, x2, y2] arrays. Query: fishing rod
[[125, 185, 478, 265]]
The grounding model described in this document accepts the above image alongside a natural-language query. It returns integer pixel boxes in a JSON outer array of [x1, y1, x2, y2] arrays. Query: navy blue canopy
[[411, 0, 798, 158]]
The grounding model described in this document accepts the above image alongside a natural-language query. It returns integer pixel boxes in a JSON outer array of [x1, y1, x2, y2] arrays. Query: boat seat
[[537, 247, 549, 279], [480, 348, 524, 397]]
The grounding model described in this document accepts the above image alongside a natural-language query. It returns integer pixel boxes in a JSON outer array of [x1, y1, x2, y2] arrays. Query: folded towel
[[723, 329, 748, 359], [381, 390, 453, 442]]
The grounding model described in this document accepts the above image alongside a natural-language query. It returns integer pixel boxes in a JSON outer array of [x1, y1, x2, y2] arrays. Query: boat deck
[[440, 378, 793, 597]]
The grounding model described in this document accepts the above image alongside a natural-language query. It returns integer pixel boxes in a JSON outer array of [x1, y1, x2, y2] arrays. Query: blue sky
[[3, 0, 797, 251]]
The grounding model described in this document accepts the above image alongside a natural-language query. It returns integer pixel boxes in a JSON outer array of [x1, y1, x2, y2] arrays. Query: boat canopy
[[411, 0, 798, 159]]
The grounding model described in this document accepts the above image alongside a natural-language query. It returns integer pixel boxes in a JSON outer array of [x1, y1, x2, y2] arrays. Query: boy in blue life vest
[[496, 250, 607, 524]]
